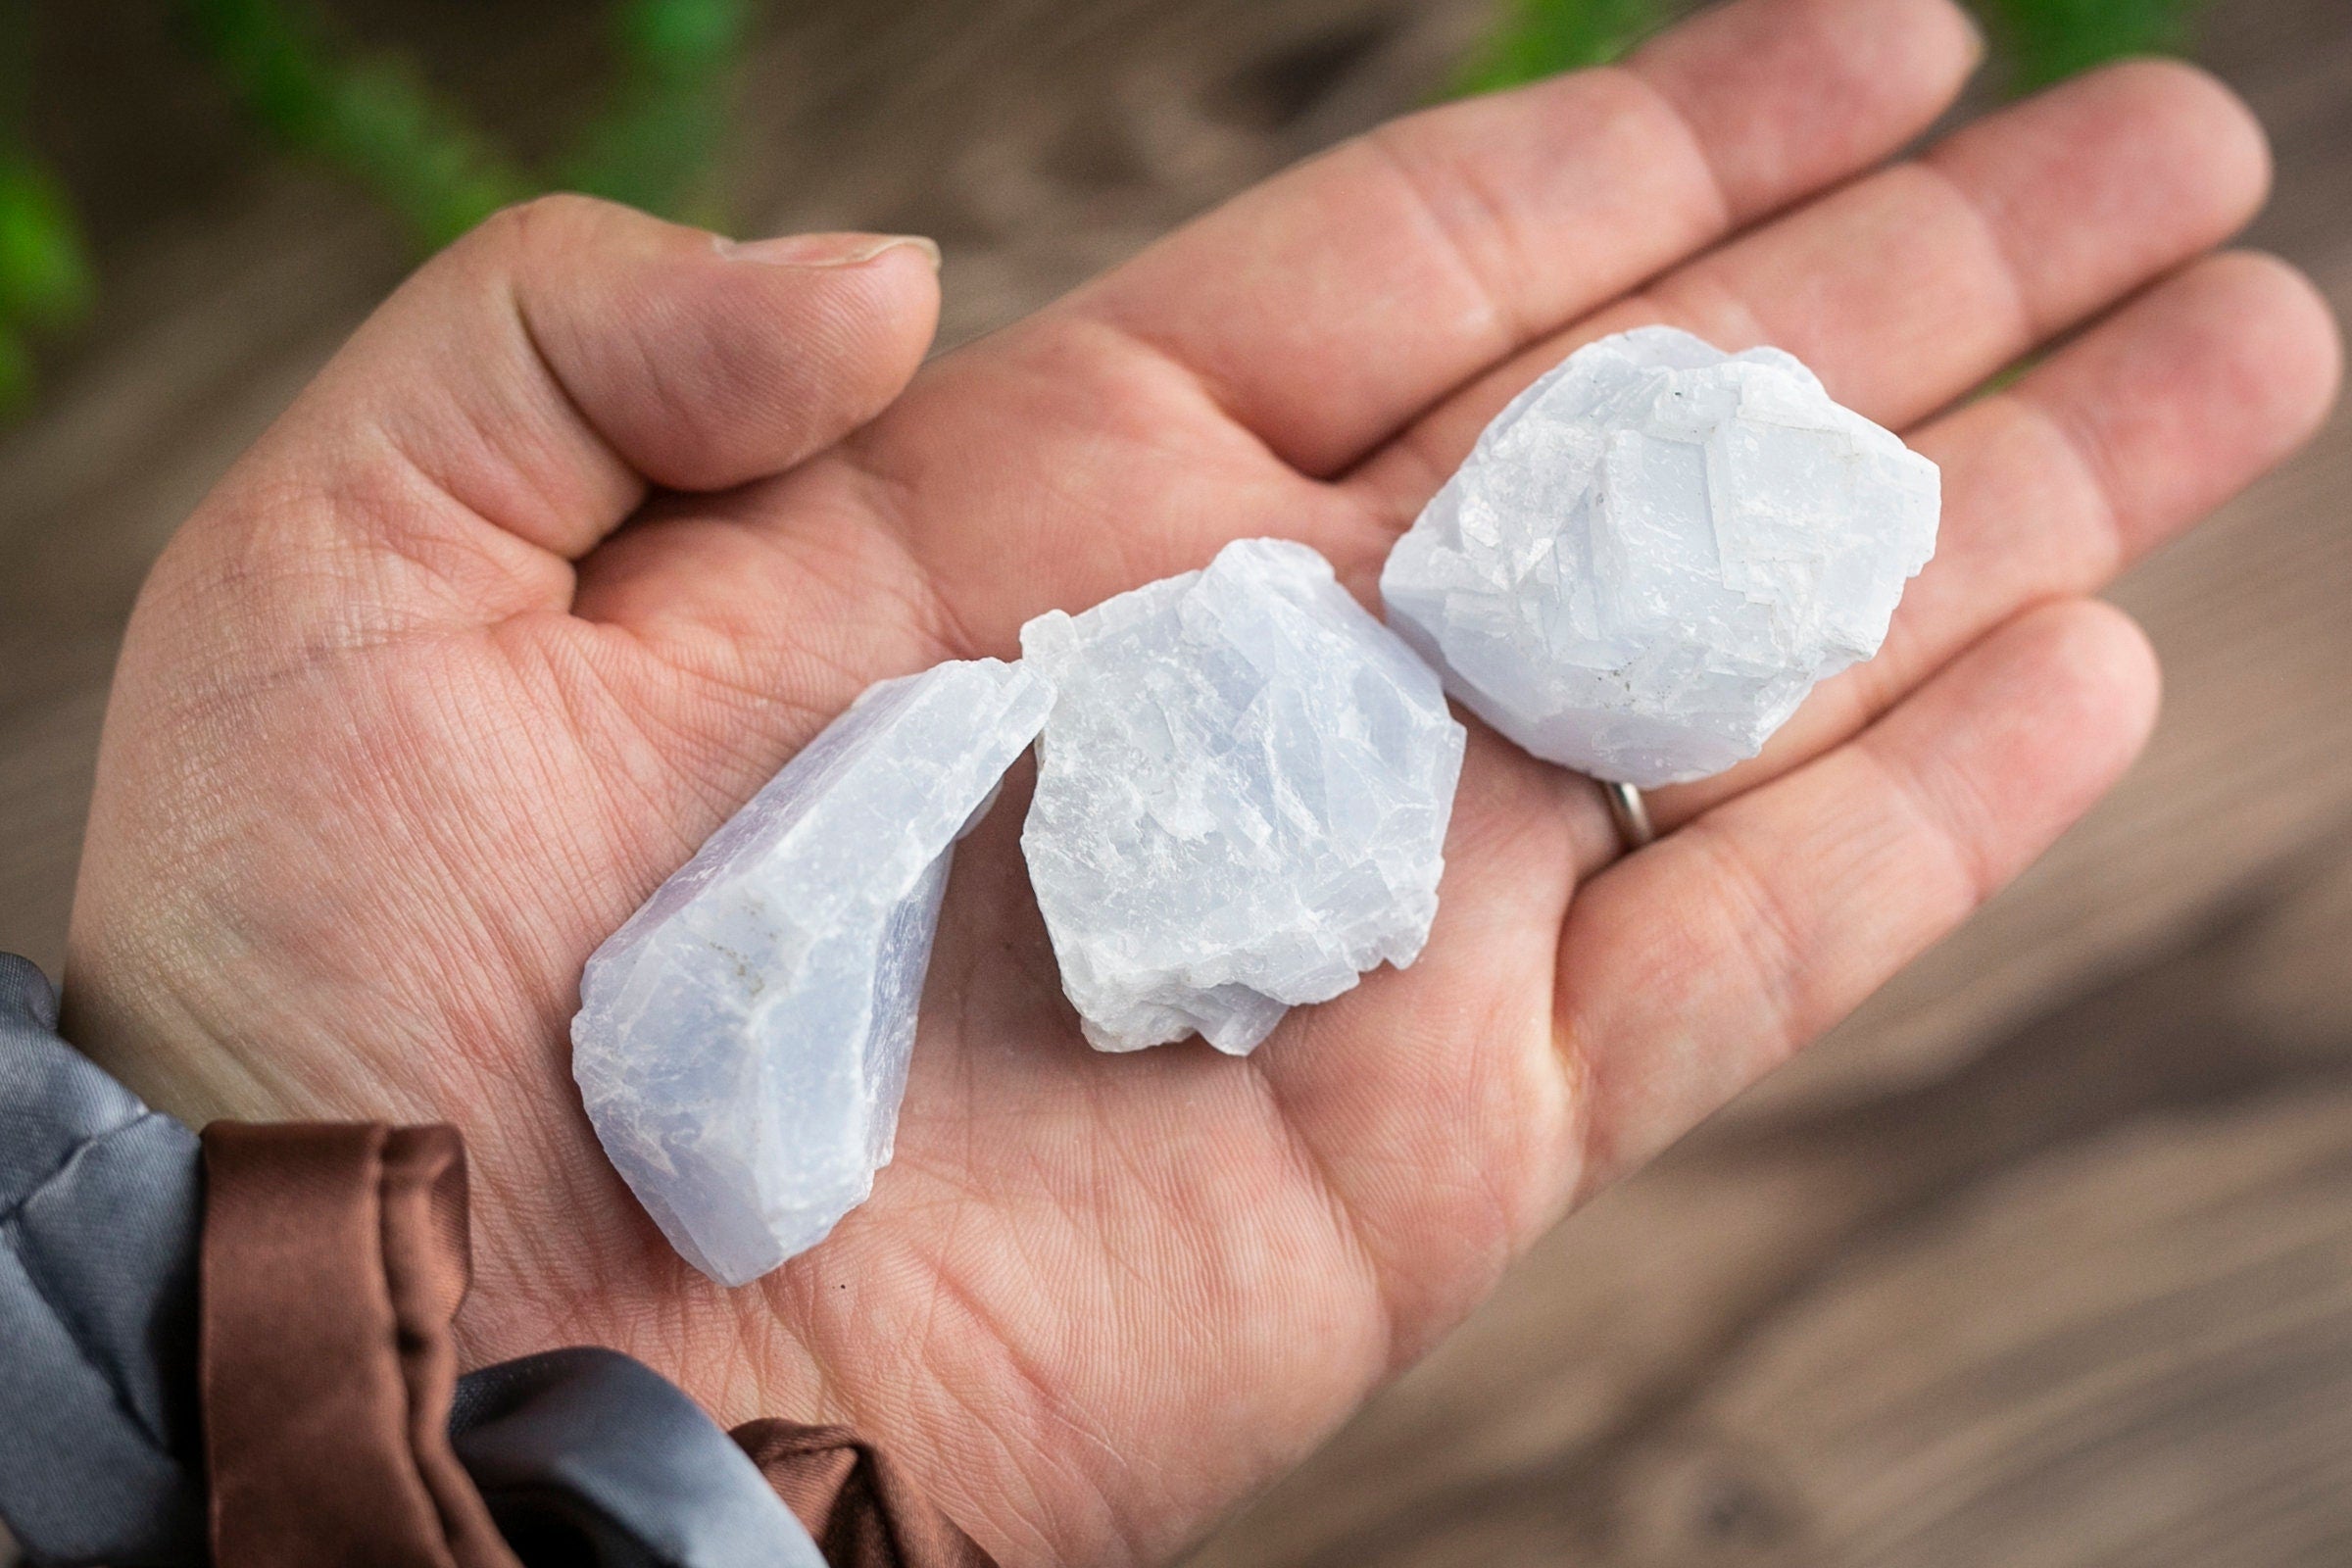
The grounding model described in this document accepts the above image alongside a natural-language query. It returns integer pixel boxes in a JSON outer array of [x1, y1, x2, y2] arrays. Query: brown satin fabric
[[201, 1117, 992, 1568], [732, 1421, 999, 1568], [200, 1121, 519, 1568]]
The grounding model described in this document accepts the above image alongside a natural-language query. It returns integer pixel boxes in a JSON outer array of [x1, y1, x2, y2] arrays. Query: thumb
[[193, 195, 941, 607]]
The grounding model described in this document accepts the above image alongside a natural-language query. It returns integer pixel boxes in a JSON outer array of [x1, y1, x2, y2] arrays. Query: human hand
[[64, 0, 2338, 1560]]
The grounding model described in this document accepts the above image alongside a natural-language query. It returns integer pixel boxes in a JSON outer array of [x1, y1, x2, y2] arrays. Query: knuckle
[[466, 192, 637, 271]]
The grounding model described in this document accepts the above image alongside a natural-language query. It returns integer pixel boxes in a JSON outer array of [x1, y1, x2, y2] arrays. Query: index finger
[[1055, 0, 1984, 476]]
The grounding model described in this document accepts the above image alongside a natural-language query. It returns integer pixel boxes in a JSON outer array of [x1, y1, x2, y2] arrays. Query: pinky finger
[[1555, 598, 2161, 1192]]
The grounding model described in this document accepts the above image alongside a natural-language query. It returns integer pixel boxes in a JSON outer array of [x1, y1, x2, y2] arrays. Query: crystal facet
[[1380, 326, 1939, 788], [572, 659, 1053, 1285], [1021, 538, 1466, 1055]]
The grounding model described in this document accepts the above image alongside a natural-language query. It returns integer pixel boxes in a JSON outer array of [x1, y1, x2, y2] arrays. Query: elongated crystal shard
[[572, 659, 1053, 1285]]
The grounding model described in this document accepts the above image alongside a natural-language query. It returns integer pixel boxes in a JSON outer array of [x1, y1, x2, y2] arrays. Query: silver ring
[[1601, 780, 1655, 853]]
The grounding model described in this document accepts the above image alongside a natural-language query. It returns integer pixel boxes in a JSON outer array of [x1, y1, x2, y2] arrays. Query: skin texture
[[61, 0, 2338, 1561]]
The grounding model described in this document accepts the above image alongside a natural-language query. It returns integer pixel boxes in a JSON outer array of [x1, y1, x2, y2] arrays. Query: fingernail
[[715, 232, 942, 270]]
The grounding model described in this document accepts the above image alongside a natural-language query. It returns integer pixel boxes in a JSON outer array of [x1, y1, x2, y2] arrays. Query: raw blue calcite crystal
[[1382, 326, 1940, 788], [1020, 538, 1466, 1055], [572, 659, 1053, 1285]]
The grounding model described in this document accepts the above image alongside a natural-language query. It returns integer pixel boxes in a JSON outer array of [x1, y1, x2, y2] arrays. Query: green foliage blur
[[182, 0, 531, 247], [180, 0, 756, 248], [558, 0, 755, 225], [0, 0, 753, 414], [0, 150, 88, 411], [1975, 0, 2203, 88], [0, 0, 2217, 416], [0, 0, 89, 412], [1447, 0, 2206, 92], [1451, 0, 1664, 93]]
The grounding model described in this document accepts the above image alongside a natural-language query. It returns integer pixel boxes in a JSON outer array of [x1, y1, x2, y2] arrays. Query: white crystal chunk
[[572, 659, 1053, 1285], [1021, 538, 1466, 1055], [1380, 325, 1939, 788]]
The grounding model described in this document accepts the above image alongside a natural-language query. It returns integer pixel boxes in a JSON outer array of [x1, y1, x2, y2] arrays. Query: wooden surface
[[0, 2, 2346, 1564]]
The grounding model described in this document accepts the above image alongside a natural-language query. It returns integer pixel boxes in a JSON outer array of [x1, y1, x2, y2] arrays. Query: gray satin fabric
[[452, 1348, 826, 1568], [0, 954, 205, 1567], [0, 956, 826, 1568]]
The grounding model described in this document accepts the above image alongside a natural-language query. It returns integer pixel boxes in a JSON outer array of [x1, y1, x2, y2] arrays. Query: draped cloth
[[0, 956, 204, 1566], [732, 1423, 1001, 1568], [198, 1120, 996, 1568], [201, 1122, 520, 1568], [0, 953, 997, 1568]]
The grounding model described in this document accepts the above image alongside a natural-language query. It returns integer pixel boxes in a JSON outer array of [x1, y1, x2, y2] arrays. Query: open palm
[[64, 0, 2336, 1562]]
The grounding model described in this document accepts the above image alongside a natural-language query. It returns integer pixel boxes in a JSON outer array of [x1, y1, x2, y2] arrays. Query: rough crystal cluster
[[1020, 538, 1466, 1055], [572, 659, 1053, 1285], [1381, 326, 1939, 788]]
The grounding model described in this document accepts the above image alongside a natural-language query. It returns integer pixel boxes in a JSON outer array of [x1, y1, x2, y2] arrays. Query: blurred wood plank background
[[0, 2, 2344, 1564]]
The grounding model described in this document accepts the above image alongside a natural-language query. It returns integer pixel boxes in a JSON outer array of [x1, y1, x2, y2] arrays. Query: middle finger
[[1351, 59, 2268, 507]]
